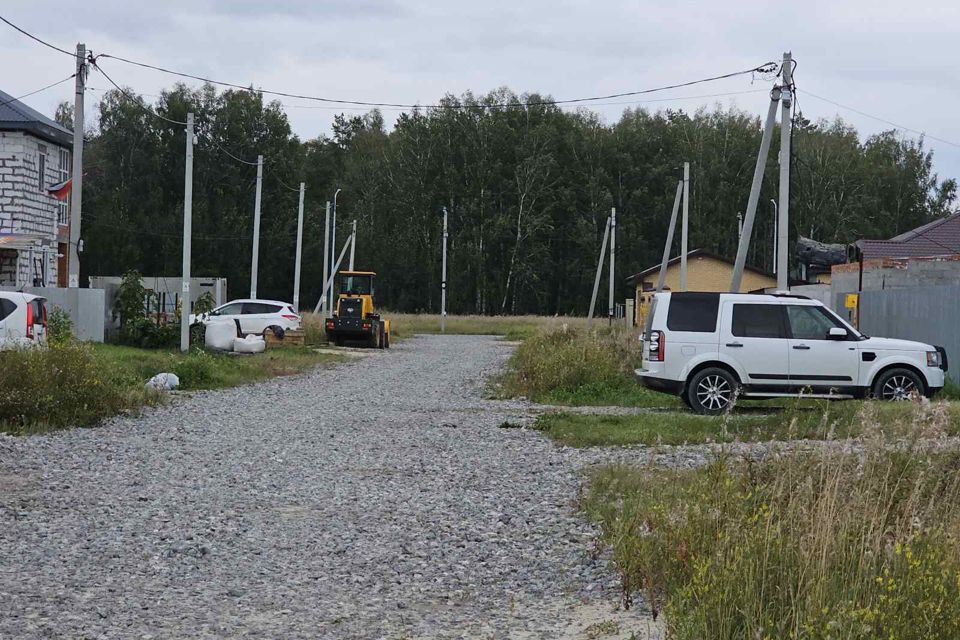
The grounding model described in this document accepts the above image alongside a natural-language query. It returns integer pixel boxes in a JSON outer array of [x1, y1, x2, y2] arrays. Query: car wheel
[[872, 368, 924, 401], [687, 367, 739, 415]]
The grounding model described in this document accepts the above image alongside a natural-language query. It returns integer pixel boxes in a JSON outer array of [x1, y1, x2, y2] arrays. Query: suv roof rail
[[766, 293, 811, 300]]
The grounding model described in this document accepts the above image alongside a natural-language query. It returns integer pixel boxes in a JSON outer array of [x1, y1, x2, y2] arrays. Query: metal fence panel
[[860, 286, 960, 384]]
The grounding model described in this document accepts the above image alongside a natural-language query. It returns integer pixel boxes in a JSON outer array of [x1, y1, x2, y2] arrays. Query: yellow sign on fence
[[844, 293, 859, 309]]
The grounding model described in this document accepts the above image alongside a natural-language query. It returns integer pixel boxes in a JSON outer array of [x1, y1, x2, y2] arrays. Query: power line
[[2, 13, 777, 109], [799, 89, 960, 149], [91, 61, 188, 126], [0, 15, 75, 56], [92, 55, 778, 109], [0, 74, 76, 109]]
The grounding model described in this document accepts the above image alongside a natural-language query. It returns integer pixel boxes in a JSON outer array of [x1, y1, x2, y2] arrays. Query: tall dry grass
[[582, 399, 960, 638], [302, 312, 590, 343]]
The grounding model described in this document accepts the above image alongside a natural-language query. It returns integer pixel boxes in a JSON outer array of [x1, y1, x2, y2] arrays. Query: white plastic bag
[[146, 372, 180, 390], [204, 320, 237, 351], [233, 334, 265, 354]]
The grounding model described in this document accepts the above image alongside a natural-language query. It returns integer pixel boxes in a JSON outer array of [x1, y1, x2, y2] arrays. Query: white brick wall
[[0, 131, 69, 286]]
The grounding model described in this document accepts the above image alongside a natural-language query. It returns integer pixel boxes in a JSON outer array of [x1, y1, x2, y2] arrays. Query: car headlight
[[927, 351, 942, 367]]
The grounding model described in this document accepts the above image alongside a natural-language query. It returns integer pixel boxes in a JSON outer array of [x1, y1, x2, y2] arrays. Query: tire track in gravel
[[0, 335, 660, 639]]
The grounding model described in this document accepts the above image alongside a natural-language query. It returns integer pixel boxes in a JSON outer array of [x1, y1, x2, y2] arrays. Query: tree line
[[62, 84, 958, 315]]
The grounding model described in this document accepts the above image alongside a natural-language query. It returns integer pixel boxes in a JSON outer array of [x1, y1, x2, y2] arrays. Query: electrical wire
[[275, 176, 303, 193], [799, 89, 960, 149], [91, 61, 188, 126], [0, 74, 76, 109], [92, 55, 778, 109], [0, 15, 75, 56]]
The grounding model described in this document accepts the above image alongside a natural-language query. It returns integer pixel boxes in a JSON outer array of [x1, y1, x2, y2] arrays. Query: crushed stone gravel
[[1, 335, 663, 639]]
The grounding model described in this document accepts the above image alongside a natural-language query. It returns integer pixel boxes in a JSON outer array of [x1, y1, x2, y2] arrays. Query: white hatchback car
[[0, 292, 48, 349], [636, 292, 947, 414], [190, 299, 301, 335]]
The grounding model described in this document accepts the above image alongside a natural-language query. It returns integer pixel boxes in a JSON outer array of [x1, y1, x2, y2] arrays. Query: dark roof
[[857, 214, 960, 260], [0, 89, 73, 147], [626, 248, 777, 283]]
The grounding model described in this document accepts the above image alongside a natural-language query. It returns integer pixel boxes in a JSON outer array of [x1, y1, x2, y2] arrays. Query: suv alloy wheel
[[687, 367, 739, 415], [872, 368, 925, 401]]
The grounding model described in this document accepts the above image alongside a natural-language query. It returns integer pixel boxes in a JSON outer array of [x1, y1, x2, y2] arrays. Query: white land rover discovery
[[636, 292, 947, 414]]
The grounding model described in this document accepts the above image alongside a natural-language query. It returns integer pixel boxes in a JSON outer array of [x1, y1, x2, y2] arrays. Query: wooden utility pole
[[68, 43, 86, 288], [179, 113, 195, 352]]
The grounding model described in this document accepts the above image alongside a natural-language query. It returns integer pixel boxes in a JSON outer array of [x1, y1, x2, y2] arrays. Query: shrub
[[194, 291, 216, 315], [47, 305, 74, 345], [582, 401, 960, 638], [0, 343, 153, 432], [498, 325, 667, 405], [172, 349, 216, 388]]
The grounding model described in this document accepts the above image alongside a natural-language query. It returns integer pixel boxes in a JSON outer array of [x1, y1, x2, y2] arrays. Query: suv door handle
[[792, 344, 811, 350], [725, 342, 743, 348]]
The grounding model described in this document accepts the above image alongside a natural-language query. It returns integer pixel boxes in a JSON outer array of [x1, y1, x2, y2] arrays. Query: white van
[[0, 292, 48, 349], [636, 292, 947, 414]]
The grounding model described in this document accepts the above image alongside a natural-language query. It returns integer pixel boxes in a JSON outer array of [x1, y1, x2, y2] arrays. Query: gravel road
[[0, 335, 660, 639]]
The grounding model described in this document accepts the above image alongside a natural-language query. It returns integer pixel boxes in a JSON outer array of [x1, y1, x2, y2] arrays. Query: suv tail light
[[25, 303, 34, 339], [281, 314, 299, 321], [648, 330, 665, 362]]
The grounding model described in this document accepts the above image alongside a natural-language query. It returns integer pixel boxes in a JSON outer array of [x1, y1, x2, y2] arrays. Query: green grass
[[1, 343, 341, 435], [537, 399, 960, 447], [497, 324, 674, 407], [580, 402, 960, 638], [90, 343, 341, 390]]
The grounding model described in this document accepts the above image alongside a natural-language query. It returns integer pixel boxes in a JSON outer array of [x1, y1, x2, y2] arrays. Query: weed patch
[[581, 401, 960, 638]]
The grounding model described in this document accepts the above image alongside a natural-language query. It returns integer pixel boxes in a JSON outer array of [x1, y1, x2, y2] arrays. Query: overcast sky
[[4, 0, 959, 183]]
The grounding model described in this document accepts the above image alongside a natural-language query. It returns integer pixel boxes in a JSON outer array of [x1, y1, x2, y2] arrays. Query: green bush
[[46, 305, 74, 345], [499, 325, 670, 406], [172, 349, 216, 388], [0, 343, 153, 432], [582, 401, 960, 638]]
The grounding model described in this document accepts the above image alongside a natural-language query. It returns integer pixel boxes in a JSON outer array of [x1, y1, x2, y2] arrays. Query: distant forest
[[60, 85, 958, 314]]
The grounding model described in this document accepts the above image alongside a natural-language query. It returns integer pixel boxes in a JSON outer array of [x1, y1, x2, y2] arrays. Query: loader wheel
[[384, 331, 390, 349], [378, 324, 386, 350]]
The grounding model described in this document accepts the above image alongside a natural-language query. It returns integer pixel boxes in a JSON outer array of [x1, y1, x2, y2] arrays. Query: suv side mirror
[[827, 327, 848, 340]]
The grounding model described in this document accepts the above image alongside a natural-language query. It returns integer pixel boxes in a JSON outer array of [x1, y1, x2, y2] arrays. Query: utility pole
[[314, 234, 354, 314], [292, 182, 305, 311], [771, 199, 778, 276], [250, 154, 263, 299], [179, 113, 195, 353], [68, 43, 86, 288], [586, 216, 611, 330], [608, 207, 616, 323], [657, 181, 684, 292], [321, 201, 331, 317], [730, 87, 781, 292], [777, 51, 793, 290], [679, 162, 690, 291], [331, 188, 341, 295], [348, 219, 357, 270], [441, 207, 448, 333]]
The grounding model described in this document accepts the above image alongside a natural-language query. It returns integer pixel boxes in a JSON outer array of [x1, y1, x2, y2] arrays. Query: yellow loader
[[324, 270, 391, 348]]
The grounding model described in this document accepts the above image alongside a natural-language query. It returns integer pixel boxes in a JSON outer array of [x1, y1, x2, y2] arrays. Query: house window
[[57, 147, 70, 225]]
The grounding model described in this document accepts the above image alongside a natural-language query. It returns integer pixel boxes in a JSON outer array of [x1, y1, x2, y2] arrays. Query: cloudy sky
[[4, 0, 959, 181]]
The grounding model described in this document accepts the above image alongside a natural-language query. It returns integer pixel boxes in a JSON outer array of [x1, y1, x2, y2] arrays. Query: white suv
[[0, 292, 48, 349], [636, 292, 947, 414], [189, 299, 301, 335]]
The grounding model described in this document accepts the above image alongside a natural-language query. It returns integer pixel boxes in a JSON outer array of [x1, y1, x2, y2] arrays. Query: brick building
[[0, 88, 72, 288]]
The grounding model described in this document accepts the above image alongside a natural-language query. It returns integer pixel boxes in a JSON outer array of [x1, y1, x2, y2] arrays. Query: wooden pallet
[[265, 329, 306, 348]]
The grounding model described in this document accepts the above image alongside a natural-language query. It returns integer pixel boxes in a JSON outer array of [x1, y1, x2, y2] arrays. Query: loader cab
[[339, 271, 374, 297]]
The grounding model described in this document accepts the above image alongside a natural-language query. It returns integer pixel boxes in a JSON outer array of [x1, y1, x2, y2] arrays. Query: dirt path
[[0, 335, 660, 639]]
